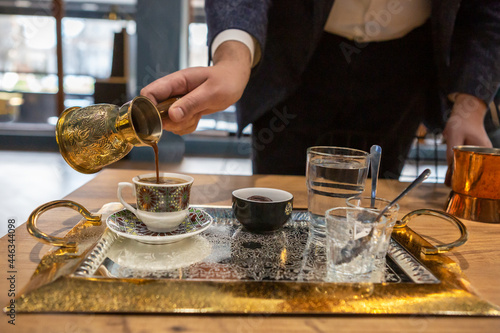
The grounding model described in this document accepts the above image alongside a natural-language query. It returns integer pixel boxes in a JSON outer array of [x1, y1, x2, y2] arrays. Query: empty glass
[[325, 207, 387, 283], [346, 196, 399, 282]]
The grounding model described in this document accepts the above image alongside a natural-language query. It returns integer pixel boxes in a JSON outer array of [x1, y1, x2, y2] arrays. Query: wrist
[[213, 40, 252, 71], [450, 93, 488, 123]]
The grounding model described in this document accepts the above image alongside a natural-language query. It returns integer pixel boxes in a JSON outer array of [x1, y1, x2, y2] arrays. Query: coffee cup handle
[[117, 182, 138, 215]]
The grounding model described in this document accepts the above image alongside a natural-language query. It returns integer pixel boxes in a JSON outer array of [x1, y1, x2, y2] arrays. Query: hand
[[443, 93, 493, 185], [140, 41, 252, 135]]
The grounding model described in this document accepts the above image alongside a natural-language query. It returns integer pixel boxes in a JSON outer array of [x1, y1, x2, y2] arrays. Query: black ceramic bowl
[[232, 187, 294, 233]]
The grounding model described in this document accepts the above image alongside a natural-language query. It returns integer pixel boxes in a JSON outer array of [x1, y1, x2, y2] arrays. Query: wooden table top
[[1, 168, 499, 332]]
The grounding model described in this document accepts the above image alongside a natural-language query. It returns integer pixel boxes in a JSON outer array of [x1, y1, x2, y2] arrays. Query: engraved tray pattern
[[75, 207, 439, 284]]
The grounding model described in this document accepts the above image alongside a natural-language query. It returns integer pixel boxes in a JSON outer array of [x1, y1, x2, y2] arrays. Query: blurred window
[[0, 12, 132, 124]]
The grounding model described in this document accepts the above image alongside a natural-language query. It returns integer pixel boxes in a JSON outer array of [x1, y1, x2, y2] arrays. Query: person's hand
[[443, 93, 493, 185], [140, 41, 252, 135]]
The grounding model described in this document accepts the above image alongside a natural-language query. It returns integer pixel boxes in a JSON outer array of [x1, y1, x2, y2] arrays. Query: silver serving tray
[[74, 207, 439, 284]]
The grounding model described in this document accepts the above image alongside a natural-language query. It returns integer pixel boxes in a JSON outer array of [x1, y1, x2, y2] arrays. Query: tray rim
[[7, 204, 500, 316]]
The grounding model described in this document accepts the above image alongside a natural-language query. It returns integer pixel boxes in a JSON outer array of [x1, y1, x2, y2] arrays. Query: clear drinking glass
[[306, 146, 370, 235], [325, 207, 387, 283], [346, 196, 399, 282]]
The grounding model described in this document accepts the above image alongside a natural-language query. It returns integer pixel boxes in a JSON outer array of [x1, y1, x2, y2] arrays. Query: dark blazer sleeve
[[205, 0, 272, 58], [205, 0, 334, 134], [448, 0, 500, 104]]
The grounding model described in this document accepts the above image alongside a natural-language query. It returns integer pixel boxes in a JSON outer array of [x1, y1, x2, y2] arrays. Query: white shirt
[[211, 0, 431, 66], [325, 0, 431, 43]]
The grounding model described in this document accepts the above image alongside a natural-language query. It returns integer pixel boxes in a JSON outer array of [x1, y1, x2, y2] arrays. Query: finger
[[445, 166, 452, 187], [443, 124, 464, 165], [443, 133, 457, 187], [168, 82, 228, 122], [464, 133, 493, 148], [162, 112, 204, 134], [140, 67, 208, 104], [168, 122, 200, 136], [444, 136, 456, 166]]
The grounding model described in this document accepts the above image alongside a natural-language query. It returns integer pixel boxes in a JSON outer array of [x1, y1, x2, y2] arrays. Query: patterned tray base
[[76, 207, 439, 284]]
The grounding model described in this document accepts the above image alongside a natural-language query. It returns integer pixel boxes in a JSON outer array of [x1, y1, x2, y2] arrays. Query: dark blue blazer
[[206, 0, 500, 134]]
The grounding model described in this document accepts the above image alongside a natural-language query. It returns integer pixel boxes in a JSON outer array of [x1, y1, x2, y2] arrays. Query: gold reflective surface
[[55, 96, 162, 174], [7, 203, 500, 316], [395, 209, 468, 254]]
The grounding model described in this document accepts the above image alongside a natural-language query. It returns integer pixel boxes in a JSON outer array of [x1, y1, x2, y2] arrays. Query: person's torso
[[325, 0, 431, 42]]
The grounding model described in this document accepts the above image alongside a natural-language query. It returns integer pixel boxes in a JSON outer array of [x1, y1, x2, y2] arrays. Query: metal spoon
[[370, 145, 382, 208], [375, 168, 431, 221], [336, 169, 432, 265]]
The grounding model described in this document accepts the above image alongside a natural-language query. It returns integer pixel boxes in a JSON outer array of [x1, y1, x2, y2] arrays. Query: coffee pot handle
[[156, 96, 182, 119], [27, 200, 102, 250], [117, 182, 138, 215]]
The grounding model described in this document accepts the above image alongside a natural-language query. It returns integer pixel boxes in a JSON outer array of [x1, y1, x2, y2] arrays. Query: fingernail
[[171, 107, 185, 120]]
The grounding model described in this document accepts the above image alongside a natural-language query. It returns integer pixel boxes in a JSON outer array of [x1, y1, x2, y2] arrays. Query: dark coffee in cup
[[118, 172, 194, 232], [139, 176, 187, 185], [247, 195, 273, 202]]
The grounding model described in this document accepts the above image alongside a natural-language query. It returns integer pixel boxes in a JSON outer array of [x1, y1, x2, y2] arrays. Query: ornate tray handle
[[27, 200, 102, 250], [395, 209, 468, 255]]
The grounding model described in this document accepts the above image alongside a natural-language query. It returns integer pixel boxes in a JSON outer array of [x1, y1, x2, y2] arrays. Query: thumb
[[443, 128, 462, 166], [444, 139, 457, 188]]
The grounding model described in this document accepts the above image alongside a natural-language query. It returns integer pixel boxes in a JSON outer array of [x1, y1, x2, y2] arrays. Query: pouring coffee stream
[[144, 97, 180, 184]]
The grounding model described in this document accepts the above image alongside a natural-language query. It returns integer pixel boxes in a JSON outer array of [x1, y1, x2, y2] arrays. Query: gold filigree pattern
[[57, 105, 132, 174]]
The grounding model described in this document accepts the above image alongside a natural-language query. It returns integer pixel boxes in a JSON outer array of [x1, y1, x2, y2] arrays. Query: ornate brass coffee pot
[[56, 96, 179, 174]]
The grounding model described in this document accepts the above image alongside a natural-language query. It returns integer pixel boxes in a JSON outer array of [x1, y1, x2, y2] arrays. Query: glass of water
[[346, 196, 399, 282], [306, 146, 370, 235], [325, 207, 387, 283]]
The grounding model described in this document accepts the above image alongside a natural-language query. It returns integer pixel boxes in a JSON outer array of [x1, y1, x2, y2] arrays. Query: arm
[[443, 0, 500, 184], [447, 0, 500, 104], [205, 0, 270, 62], [140, 41, 252, 135], [140, 0, 271, 135]]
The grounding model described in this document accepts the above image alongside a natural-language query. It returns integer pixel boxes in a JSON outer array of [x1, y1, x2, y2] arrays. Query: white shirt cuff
[[211, 29, 257, 67]]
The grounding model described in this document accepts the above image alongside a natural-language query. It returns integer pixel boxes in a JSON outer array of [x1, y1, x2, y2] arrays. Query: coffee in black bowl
[[247, 195, 273, 202], [232, 188, 293, 233]]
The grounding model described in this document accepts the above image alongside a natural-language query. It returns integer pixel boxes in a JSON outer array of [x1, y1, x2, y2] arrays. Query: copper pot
[[445, 146, 500, 223]]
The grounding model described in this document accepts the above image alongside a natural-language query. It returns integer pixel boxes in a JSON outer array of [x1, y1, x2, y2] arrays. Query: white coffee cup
[[117, 172, 194, 232]]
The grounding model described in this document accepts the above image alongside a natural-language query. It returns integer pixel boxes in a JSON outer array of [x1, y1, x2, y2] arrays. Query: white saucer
[[106, 235, 212, 271], [106, 207, 213, 244]]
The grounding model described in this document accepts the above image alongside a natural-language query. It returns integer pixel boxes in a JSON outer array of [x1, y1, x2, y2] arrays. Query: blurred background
[[0, 0, 499, 236], [0, 0, 249, 153]]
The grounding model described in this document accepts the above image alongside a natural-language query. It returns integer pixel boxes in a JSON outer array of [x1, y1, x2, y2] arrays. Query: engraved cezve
[[58, 105, 131, 173], [56, 96, 163, 174]]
